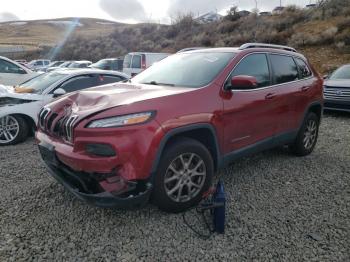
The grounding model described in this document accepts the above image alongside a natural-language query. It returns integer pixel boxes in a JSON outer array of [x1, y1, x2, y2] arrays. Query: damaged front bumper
[[38, 142, 153, 209]]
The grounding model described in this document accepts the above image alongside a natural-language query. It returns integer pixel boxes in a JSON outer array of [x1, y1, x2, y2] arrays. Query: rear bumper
[[39, 142, 152, 209], [324, 99, 350, 112]]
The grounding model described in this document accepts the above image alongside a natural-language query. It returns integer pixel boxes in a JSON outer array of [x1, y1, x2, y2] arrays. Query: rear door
[[222, 53, 279, 153], [293, 57, 316, 128], [269, 54, 303, 133]]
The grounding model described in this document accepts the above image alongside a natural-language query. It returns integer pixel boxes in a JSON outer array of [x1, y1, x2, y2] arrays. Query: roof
[[127, 52, 170, 55], [178, 45, 305, 58]]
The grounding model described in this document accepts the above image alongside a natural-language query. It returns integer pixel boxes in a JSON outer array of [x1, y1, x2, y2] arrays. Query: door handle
[[265, 93, 276, 100], [301, 86, 310, 92]]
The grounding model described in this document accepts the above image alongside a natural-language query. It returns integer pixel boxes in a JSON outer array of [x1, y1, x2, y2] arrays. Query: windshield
[[91, 60, 109, 69], [48, 61, 63, 67], [68, 62, 89, 68], [59, 62, 71, 68], [330, 65, 350, 80], [19, 72, 65, 94], [132, 52, 236, 88]]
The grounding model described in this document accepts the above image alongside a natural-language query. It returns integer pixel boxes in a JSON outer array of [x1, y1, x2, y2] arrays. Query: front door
[[222, 53, 279, 154]]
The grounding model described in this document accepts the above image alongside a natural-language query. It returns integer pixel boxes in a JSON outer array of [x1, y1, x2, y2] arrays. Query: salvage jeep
[[36, 43, 323, 213]]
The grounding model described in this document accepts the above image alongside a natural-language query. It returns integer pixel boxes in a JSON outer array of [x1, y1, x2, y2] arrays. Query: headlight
[[87, 111, 155, 128]]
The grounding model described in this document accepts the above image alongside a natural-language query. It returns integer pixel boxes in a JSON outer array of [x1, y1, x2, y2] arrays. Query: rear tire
[[0, 115, 28, 146], [152, 137, 214, 213], [290, 112, 319, 156]]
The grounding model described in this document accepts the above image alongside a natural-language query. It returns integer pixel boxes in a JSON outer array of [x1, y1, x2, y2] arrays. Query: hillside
[[1, 0, 350, 74]]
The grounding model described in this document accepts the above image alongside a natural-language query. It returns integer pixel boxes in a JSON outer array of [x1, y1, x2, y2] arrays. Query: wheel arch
[[299, 101, 323, 130], [12, 113, 36, 135], [150, 124, 222, 179]]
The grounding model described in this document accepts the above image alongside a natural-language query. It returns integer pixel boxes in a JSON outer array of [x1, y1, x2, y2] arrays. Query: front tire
[[0, 115, 28, 146], [290, 112, 319, 156], [152, 138, 214, 213]]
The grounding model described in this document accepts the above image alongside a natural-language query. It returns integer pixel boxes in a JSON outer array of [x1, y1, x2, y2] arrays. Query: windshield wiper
[[142, 81, 175, 87]]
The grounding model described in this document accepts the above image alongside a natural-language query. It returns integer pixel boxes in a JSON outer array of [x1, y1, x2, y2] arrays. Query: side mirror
[[226, 75, 258, 90], [323, 74, 328, 79], [53, 88, 66, 97]]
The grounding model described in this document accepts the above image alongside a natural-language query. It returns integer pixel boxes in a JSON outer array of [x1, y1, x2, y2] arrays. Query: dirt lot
[[0, 113, 349, 261]]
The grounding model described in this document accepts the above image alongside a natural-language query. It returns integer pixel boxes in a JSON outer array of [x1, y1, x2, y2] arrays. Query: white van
[[123, 52, 169, 77]]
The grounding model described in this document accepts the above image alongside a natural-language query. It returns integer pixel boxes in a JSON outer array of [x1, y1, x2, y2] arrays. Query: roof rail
[[239, 43, 297, 52]]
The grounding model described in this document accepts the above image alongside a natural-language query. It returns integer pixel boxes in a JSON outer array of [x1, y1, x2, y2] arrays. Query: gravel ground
[[0, 113, 349, 261]]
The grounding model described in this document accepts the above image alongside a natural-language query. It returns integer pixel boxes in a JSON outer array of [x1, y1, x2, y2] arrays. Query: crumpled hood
[[325, 79, 350, 88], [49, 82, 195, 118]]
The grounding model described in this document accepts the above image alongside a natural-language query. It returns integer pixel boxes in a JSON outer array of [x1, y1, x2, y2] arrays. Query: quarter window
[[270, 54, 299, 84], [228, 53, 271, 88], [295, 58, 312, 79]]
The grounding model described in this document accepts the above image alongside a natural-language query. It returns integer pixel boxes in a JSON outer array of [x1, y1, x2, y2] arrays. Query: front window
[[132, 52, 236, 88], [329, 65, 350, 80], [19, 72, 65, 94], [228, 53, 270, 88], [0, 59, 25, 74]]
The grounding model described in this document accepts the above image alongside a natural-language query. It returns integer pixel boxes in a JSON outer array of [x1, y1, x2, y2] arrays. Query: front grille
[[324, 86, 350, 101], [39, 107, 78, 143], [39, 107, 51, 129]]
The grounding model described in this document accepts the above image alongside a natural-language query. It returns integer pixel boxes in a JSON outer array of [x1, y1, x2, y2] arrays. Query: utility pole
[[280, 0, 282, 7]]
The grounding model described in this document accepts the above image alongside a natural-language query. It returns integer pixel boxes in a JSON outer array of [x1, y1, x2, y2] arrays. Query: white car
[[27, 59, 51, 71], [0, 56, 39, 86], [0, 69, 129, 145]]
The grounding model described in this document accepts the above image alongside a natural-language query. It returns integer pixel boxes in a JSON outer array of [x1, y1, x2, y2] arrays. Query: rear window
[[97, 74, 125, 85], [270, 54, 299, 84], [123, 55, 132, 68], [131, 55, 141, 69]]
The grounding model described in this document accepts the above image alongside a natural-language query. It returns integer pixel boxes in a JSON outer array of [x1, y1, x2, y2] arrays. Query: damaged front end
[[38, 142, 153, 209]]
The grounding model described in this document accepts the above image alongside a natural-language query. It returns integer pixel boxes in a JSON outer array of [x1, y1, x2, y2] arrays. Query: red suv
[[37, 43, 323, 213]]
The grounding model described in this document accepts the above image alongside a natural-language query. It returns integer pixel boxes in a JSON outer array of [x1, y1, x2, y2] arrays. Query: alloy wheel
[[303, 119, 317, 150], [164, 153, 206, 203], [0, 116, 20, 144]]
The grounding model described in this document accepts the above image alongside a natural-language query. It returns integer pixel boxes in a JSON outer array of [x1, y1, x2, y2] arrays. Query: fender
[[150, 123, 223, 180]]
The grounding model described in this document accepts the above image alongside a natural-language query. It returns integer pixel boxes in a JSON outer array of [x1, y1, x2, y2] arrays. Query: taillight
[[141, 54, 146, 69]]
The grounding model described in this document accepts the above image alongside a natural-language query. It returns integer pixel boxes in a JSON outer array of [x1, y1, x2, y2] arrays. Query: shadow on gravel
[[323, 110, 350, 119]]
